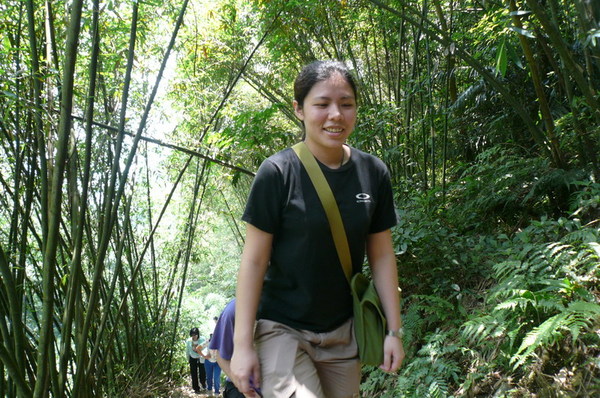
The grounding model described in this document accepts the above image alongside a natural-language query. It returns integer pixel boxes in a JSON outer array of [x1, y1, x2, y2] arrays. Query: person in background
[[209, 299, 250, 398], [230, 60, 405, 397], [207, 315, 219, 336], [186, 327, 204, 394], [195, 335, 208, 391], [204, 333, 222, 396]]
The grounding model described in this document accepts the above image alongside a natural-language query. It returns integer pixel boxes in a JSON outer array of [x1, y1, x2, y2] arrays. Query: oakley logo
[[356, 193, 371, 203]]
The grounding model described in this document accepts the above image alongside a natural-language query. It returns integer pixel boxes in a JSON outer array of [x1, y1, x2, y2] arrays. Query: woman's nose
[[329, 105, 342, 120]]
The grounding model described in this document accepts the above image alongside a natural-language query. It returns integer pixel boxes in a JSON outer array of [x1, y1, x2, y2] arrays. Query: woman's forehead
[[308, 74, 355, 98]]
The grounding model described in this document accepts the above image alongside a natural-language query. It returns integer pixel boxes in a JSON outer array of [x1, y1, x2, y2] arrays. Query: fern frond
[[535, 298, 565, 313], [567, 300, 600, 314], [427, 377, 449, 398], [492, 260, 522, 280], [461, 315, 503, 345], [451, 80, 486, 113], [511, 300, 600, 369], [410, 295, 456, 324], [547, 242, 572, 257], [566, 301, 600, 342], [403, 302, 424, 337], [588, 241, 600, 257], [511, 312, 566, 369]]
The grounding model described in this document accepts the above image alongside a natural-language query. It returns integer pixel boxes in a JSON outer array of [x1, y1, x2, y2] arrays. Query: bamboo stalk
[[58, 0, 101, 394], [34, 0, 84, 395], [508, 0, 565, 169], [368, 0, 555, 164]]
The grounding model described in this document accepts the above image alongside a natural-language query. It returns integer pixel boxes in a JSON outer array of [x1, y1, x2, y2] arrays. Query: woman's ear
[[293, 100, 304, 120]]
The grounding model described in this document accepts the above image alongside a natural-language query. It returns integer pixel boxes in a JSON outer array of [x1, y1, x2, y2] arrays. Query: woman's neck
[[305, 142, 347, 169]]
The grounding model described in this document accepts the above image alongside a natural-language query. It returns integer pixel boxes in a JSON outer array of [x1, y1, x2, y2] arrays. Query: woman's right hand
[[232, 224, 271, 397], [230, 345, 261, 397]]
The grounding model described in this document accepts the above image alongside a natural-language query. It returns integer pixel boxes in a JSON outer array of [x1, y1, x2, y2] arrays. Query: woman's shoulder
[[255, 147, 299, 176], [350, 147, 388, 169], [264, 147, 297, 165]]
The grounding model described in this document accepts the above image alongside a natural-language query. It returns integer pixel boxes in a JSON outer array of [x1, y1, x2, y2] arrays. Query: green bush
[[362, 155, 600, 397]]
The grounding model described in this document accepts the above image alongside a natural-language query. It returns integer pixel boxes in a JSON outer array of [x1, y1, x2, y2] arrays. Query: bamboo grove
[[0, 0, 599, 397]]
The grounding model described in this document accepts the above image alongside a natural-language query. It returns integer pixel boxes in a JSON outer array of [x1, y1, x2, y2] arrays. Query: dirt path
[[168, 386, 221, 398]]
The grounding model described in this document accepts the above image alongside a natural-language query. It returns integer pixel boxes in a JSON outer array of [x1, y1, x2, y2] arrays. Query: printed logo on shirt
[[356, 193, 371, 203]]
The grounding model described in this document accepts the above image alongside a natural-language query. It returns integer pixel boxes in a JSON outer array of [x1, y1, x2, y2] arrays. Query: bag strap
[[292, 142, 352, 282]]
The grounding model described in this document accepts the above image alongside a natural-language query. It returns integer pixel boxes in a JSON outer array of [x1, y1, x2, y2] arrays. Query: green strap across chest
[[292, 142, 352, 282]]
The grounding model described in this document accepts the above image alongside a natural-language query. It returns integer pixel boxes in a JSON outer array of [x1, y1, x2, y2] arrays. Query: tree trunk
[[508, 0, 565, 168]]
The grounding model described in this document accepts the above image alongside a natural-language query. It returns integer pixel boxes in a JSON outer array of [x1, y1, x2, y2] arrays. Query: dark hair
[[189, 327, 199, 336], [293, 60, 358, 108]]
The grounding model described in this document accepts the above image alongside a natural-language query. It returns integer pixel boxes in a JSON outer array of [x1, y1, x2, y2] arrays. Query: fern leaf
[[511, 312, 566, 369], [588, 242, 600, 257], [547, 242, 571, 257], [536, 298, 565, 313], [567, 300, 600, 315], [511, 300, 600, 369], [427, 377, 449, 398]]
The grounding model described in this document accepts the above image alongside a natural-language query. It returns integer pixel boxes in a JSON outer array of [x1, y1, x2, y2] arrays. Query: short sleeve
[[369, 163, 397, 233], [208, 301, 235, 360], [242, 159, 284, 233]]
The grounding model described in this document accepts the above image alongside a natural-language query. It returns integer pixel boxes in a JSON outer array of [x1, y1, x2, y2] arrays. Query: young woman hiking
[[231, 60, 405, 398]]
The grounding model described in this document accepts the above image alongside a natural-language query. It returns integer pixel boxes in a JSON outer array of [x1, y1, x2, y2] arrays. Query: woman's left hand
[[379, 335, 405, 373]]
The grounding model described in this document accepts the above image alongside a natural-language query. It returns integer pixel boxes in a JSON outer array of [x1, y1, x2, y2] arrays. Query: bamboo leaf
[[495, 39, 508, 77], [509, 25, 536, 38], [585, 28, 600, 47], [509, 10, 532, 17]]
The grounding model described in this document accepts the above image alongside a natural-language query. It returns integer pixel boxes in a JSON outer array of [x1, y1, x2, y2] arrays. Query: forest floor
[[168, 385, 221, 398]]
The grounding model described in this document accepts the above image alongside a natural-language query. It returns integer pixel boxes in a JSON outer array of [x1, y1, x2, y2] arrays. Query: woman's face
[[294, 72, 357, 150]]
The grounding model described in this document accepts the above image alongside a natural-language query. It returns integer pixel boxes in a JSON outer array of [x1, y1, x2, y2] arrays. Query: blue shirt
[[209, 299, 235, 360]]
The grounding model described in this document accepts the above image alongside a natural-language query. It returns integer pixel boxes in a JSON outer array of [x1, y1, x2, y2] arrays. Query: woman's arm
[[194, 344, 207, 358], [186, 341, 192, 359], [366, 229, 405, 372], [230, 223, 273, 396], [216, 351, 232, 380]]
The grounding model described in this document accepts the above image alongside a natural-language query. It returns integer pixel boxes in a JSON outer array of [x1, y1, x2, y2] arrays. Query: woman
[[204, 333, 222, 396], [186, 327, 206, 394], [231, 61, 405, 397], [209, 299, 247, 398]]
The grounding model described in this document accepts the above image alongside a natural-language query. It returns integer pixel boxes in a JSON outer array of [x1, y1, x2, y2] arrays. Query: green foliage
[[486, 218, 600, 369], [395, 331, 462, 398], [446, 147, 587, 231], [569, 180, 600, 222], [511, 301, 600, 369], [218, 102, 296, 169], [1, 0, 599, 396], [393, 189, 498, 298], [360, 154, 600, 396]]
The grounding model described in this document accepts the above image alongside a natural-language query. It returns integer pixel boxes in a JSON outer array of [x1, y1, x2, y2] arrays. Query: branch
[[69, 114, 255, 177]]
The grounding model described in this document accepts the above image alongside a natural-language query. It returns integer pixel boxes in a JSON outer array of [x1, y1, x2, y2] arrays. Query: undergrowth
[[361, 148, 600, 397]]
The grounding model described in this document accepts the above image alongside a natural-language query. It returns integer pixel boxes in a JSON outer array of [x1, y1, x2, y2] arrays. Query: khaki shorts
[[255, 318, 360, 398]]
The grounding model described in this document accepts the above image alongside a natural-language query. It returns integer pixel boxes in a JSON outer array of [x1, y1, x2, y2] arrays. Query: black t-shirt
[[242, 146, 397, 332]]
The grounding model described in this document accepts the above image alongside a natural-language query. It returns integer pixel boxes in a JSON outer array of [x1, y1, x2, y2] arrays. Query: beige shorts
[[255, 318, 360, 398]]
